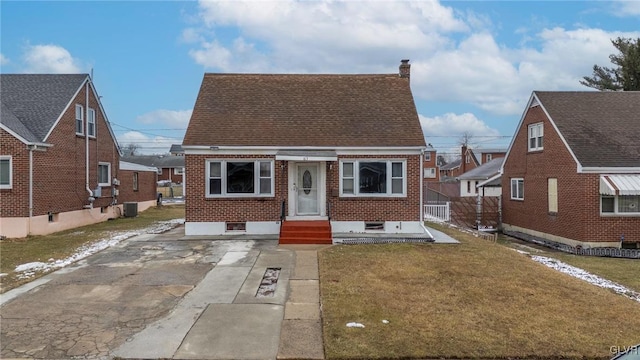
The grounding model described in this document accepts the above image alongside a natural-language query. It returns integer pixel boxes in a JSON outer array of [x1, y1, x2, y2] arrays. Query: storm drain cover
[[256, 267, 281, 297]]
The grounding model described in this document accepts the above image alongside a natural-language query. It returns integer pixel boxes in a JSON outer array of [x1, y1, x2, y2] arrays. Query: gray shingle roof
[[0, 74, 88, 143], [183, 73, 426, 147], [458, 158, 504, 180], [121, 155, 184, 168], [440, 159, 461, 171], [535, 91, 640, 168]]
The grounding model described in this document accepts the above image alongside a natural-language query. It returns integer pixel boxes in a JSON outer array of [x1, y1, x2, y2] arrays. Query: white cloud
[[119, 131, 179, 155], [420, 112, 500, 139], [22, 44, 82, 73], [185, 1, 640, 116], [136, 109, 192, 127], [611, 0, 640, 17], [189, 0, 468, 73], [0, 53, 9, 66]]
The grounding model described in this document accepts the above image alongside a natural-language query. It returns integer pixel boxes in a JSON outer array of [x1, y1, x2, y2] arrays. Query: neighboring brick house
[[118, 161, 159, 206], [422, 145, 439, 182], [122, 155, 184, 184], [0, 74, 155, 238], [501, 91, 640, 249], [439, 159, 461, 180], [182, 60, 429, 243]]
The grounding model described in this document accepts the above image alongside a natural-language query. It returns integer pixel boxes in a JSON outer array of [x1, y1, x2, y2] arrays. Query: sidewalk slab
[[175, 303, 284, 360], [288, 280, 319, 303], [278, 319, 324, 360], [284, 302, 320, 320]]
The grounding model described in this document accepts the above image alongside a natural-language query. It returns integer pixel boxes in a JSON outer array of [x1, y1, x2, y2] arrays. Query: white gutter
[[85, 79, 93, 208]]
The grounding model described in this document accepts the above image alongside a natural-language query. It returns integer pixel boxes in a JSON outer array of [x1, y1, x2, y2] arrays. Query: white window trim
[[87, 108, 96, 138], [424, 152, 431, 161], [528, 122, 544, 152], [75, 104, 84, 135], [174, 167, 184, 175], [486, 154, 493, 162], [339, 159, 407, 197], [206, 159, 274, 198], [0, 156, 12, 189], [98, 162, 111, 187], [511, 178, 524, 200], [600, 194, 640, 216]]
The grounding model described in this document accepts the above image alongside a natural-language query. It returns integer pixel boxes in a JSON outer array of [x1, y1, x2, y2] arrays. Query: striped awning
[[600, 175, 640, 196]]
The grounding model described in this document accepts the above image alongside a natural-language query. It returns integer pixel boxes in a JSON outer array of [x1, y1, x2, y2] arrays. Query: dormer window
[[528, 123, 544, 151], [75, 104, 84, 135]]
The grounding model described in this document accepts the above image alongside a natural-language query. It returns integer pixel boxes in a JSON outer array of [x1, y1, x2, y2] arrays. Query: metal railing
[[423, 202, 450, 222], [327, 201, 331, 221]]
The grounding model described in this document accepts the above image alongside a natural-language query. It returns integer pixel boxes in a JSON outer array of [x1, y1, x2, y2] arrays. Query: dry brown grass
[[498, 234, 640, 293], [0, 204, 185, 293], [319, 225, 640, 359]]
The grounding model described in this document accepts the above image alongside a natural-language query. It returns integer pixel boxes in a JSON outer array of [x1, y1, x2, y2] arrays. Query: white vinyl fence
[[424, 202, 450, 222]]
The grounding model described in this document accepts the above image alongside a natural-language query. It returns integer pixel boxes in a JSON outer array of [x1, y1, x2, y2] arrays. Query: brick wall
[[185, 153, 422, 223], [119, 170, 158, 203], [502, 105, 640, 244], [0, 129, 29, 217]]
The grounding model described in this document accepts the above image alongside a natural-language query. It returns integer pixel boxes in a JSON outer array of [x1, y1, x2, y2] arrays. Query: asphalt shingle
[[183, 73, 426, 147], [535, 91, 640, 168], [1, 74, 88, 143]]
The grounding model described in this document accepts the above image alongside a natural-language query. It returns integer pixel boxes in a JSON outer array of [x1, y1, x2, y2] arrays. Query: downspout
[[85, 78, 94, 208], [419, 149, 433, 238], [28, 145, 34, 233]]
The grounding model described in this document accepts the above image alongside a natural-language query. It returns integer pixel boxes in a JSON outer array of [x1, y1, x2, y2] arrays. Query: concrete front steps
[[279, 220, 332, 245]]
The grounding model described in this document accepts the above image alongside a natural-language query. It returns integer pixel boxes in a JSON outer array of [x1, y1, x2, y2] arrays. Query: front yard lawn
[[319, 225, 640, 359]]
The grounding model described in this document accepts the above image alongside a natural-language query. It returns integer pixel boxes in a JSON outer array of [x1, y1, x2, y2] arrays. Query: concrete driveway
[[0, 226, 323, 360]]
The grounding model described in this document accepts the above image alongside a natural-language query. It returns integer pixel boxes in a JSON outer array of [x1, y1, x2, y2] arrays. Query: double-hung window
[[87, 108, 96, 137], [511, 178, 524, 200], [98, 162, 111, 186], [340, 160, 406, 196], [528, 123, 544, 151], [207, 160, 273, 197], [0, 156, 12, 189], [75, 104, 84, 135]]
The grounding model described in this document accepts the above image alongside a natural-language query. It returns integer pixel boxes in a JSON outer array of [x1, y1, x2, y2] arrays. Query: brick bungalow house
[[423, 144, 439, 182], [501, 91, 640, 249], [182, 61, 429, 243], [122, 154, 184, 184], [0, 74, 156, 238]]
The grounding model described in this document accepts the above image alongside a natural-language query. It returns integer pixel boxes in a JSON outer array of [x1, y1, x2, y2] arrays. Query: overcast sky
[[2, 1, 639, 155]]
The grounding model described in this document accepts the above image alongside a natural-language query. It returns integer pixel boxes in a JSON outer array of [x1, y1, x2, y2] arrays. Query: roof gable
[[0, 74, 88, 143], [183, 73, 426, 148], [535, 91, 640, 168]]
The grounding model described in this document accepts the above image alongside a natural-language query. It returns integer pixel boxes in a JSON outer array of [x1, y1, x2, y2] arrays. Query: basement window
[[48, 212, 58, 223], [364, 222, 384, 231], [226, 222, 247, 232]]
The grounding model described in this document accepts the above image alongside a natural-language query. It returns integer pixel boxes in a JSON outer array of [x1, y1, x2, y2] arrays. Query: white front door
[[295, 163, 320, 216]]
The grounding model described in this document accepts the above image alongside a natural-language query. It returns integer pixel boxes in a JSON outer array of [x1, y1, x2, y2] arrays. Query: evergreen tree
[[580, 37, 640, 91]]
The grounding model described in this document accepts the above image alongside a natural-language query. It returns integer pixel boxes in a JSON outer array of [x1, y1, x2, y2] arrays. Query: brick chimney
[[399, 59, 410, 79]]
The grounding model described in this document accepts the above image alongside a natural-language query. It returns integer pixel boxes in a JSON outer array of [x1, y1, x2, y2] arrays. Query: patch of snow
[[382, 319, 389, 324], [520, 251, 640, 303], [346, 322, 365, 328], [0, 273, 8, 277], [13, 218, 185, 279]]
